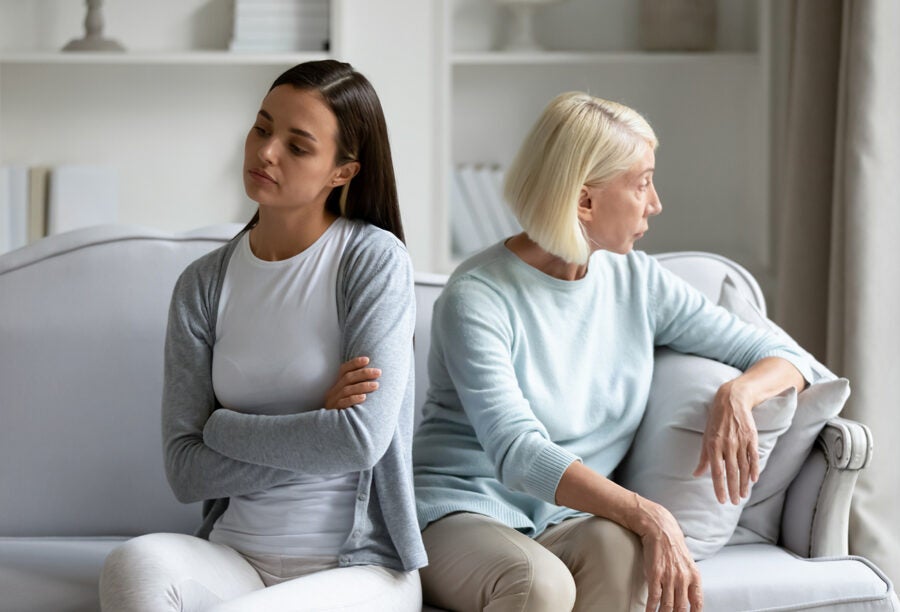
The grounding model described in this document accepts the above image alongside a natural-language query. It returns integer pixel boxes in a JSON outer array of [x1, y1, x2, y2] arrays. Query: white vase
[[494, 0, 565, 52]]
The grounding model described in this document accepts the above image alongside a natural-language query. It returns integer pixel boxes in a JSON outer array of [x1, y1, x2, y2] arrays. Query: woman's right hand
[[635, 498, 703, 611], [324, 356, 381, 410]]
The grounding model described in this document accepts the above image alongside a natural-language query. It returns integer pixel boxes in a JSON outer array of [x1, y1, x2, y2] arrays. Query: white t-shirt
[[209, 218, 359, 558]]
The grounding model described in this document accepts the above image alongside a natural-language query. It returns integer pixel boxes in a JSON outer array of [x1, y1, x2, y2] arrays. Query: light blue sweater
[[413, 243, 812, 536]]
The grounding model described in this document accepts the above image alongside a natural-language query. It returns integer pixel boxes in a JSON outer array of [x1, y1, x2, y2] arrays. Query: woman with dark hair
[[99, 60, 425, 611]]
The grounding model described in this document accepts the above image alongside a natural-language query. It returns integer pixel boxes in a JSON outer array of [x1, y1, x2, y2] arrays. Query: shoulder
[[443, 242, 517, 296], [172, 235, 241, 301], [438, 244, 519, 322], [340, 219, 411, 277]]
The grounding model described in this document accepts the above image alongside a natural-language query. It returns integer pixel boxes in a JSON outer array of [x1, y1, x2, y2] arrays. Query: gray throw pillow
[[718, 275, 850, 545], [616, 348, 797, 560]]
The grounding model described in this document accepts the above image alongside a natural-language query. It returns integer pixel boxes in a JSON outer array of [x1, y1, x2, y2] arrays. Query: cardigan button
[[357, 493, 367, 501], [339, 555, 350, 564]]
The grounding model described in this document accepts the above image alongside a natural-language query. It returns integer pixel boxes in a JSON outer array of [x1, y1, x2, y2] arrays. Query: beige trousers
[[420, 513, 648, 612]]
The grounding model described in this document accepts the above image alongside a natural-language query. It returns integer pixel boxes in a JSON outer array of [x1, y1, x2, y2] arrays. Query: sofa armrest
[[780, 417, 873, 558]]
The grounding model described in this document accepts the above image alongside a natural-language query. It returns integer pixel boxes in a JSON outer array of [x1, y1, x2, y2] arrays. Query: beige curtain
[[775, 0, 900, 585]]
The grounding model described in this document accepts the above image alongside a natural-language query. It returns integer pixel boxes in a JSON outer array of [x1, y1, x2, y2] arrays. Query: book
[[450, 167, 484, 257], [476, 164, 520, 237], [0, 165, 29, 252], [27, 166, 50, 243], [231, 0, 329, 52], [46, 165, 118, 235], [457, 164, 505, 245]]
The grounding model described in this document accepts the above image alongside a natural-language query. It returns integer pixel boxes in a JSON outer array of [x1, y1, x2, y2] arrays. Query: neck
[[249, 205, 338, 261], [505, 233, 589, 281]]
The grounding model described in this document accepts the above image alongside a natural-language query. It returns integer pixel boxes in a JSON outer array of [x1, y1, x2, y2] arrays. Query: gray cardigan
[[162, 220, 427, 572]]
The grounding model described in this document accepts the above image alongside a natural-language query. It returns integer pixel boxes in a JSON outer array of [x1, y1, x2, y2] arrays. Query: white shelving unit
[[0, 0, 332, 239], [0, 0, 439, 271], [0, 52, 329, 65], [435, 0, 773, 289]]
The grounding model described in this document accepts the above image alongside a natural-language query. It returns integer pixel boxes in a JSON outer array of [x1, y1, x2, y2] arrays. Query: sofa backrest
[[0, 224, 765, 539], [0, 224, 242, 538]]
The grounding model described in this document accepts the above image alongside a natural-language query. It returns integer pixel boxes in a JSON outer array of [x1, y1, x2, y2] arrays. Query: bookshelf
[[434, 0, 774, 292], [0, 0, 438, 271]]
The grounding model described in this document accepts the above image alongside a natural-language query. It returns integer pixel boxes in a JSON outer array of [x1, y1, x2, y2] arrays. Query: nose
[[257, 137, 277, 165], [648, 184, 662, 217]]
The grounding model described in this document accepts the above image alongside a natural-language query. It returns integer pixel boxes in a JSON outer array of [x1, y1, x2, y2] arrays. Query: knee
[[525, 558, 577, 611], [500, 552, 576, 612], [99, 534, 187, 612], [581, 519, 643, 566], [574, 520, 647, 609]]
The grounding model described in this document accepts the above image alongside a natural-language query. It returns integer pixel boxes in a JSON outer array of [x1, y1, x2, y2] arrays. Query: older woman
[[413, 92, 812, 612]]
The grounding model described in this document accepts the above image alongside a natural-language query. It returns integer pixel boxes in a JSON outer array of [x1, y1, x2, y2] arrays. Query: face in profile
[[243, 85, 354, 213], [578, 143, 662, 255]]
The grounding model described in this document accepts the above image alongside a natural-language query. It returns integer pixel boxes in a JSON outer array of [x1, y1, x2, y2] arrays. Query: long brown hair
[[242, 60, 404, 243]]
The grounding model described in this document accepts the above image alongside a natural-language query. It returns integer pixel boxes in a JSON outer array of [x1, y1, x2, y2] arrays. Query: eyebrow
[[258, 110, 318, 142]]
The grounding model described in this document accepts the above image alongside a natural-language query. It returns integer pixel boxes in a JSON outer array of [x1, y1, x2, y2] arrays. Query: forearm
[[203, 397, 401, 473], [722, 356, 806, 410], [164, 433, 296, 503], [555, 460, 664, 538]]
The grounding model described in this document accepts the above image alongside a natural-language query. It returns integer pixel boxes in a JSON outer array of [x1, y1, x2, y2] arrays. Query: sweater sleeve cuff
[[524, 444, 581, 504]]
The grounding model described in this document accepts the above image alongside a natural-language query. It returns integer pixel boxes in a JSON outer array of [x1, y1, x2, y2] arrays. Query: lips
[[249, 168, 277, 184]]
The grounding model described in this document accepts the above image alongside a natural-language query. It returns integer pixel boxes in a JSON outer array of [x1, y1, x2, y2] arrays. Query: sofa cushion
[[0, 536, 125, 612], [616, 349, 796, 560], [718, 275, 850, 545], [698, 544, 898, 611]]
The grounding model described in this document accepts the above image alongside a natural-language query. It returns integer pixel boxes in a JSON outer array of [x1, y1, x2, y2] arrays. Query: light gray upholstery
[[0, 226, 895, 611]]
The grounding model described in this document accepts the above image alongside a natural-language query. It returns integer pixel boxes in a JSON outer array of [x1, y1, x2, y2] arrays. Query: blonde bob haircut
[[504, 92, 658, 265]]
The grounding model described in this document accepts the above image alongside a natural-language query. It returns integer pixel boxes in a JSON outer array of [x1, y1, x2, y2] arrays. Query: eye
[[289, 144, 307, 156], [253, 125, 268, 137]]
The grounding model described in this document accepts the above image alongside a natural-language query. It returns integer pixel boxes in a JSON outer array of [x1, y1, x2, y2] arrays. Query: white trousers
[[99, 533, 422, 612]]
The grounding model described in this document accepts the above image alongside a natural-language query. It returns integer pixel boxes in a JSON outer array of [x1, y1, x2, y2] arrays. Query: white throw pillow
[[616, 348, 797, 560], [718, 275, 850, 544]]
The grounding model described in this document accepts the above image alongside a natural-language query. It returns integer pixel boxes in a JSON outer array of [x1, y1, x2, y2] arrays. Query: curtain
[[775, 0, 900, 584]]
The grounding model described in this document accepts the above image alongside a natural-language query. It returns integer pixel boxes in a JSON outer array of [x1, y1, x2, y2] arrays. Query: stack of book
[[0, 165, 118, 254], [230, 0, 330, 53], [450, 163, 521, 259]]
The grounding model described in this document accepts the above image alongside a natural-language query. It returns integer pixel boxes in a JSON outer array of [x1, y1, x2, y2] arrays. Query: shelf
[[452, 51, 757, 66], [0, 51, 330, 66]]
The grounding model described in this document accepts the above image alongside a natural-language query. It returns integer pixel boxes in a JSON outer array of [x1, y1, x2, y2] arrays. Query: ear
[[576, 185, 593, 222], [331, 161, 361, 187]]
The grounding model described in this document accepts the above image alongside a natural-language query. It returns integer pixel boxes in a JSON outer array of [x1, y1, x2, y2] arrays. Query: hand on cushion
[[693, 378, 760, 505], [693, 353, 807, 506], [615, 349, 797, 560]]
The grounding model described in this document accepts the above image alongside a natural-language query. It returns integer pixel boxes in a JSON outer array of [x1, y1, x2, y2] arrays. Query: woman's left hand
[[324, 356, 381, 410], [693, 380, 759, 505]]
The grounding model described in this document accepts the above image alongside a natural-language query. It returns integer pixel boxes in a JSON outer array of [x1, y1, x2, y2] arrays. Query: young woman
[[413, 92, 813, 612], [100, 60, 425, 611]]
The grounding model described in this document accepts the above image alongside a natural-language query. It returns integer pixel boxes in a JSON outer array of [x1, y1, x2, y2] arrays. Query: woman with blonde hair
[[413, 92, 812, 611]]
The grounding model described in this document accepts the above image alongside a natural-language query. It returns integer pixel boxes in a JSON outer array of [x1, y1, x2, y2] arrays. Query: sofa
[[0, 223, 896, 612]]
